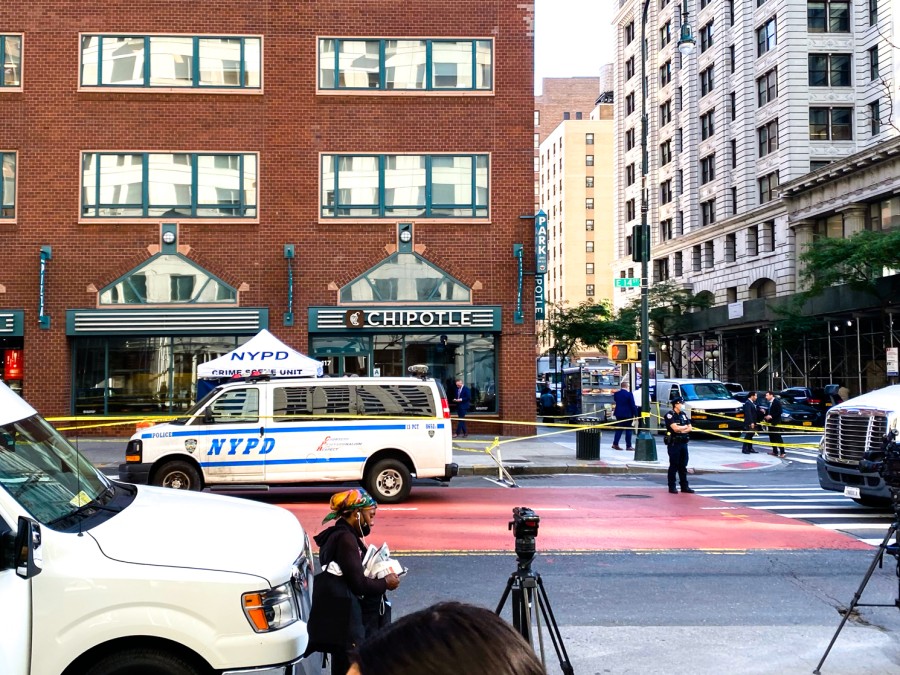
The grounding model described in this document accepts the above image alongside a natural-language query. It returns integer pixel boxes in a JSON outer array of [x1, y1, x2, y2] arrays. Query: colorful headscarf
[[322, 489, 377, 523]]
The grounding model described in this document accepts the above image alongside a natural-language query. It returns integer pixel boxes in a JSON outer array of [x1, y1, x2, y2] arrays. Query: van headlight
[[242, 582, 299, 632]]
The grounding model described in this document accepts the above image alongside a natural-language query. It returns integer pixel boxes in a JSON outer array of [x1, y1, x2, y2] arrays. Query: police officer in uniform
[[664, 397, 695, 494]]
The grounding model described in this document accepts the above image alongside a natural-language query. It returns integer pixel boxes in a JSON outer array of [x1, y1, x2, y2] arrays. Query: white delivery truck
[[817, 384, 900, 506], [120, 375, 458, 503], [0, 381, 317, 675]]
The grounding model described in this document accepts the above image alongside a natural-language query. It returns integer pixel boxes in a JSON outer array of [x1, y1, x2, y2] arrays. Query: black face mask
[[357, 513, 371, 537]]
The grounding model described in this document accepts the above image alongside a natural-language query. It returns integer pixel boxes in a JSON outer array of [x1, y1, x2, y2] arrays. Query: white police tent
[[197, 329, 324, 379]]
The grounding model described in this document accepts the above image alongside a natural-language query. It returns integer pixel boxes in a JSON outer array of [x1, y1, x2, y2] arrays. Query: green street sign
[[614, 277, 641, 288]]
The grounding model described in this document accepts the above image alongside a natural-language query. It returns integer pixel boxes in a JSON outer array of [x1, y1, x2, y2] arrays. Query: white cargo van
[[818, 384, 900, 506], [121, 375, 458, 503], [0, 380, 316, 675], [655, 378, 745, 435]]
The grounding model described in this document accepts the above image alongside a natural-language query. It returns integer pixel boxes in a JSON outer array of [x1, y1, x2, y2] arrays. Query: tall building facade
[[613, 0, 900, 392], [0, 1, 535, 429]]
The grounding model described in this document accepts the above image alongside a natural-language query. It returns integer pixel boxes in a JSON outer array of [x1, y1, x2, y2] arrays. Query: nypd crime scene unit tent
[[198, 329, 324, 379]]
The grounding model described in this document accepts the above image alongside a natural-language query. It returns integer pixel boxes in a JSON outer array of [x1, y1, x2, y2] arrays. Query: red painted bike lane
[[276, 487, 871, 553]]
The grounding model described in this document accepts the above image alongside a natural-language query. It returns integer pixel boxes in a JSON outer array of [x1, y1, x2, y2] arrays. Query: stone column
[[837, 203, 869, 237], [790, 219, 816, 292]]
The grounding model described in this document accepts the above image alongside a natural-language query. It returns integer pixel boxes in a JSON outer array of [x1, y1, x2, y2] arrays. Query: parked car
[[722, 382, 745, 395], [778, 386, 840, 414], [757, 396, 825, 427]]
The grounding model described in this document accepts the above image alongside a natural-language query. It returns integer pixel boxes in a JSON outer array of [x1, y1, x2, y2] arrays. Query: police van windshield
[[681, 383, 734, 401], [0, 414, 110, 525], [172, 386, 225, 424]]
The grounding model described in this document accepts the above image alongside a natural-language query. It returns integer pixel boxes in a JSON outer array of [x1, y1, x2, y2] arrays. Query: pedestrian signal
[[608, 341, 639, 363]]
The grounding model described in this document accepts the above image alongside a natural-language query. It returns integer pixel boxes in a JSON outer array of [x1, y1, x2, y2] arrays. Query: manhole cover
[[615, 493, 653, 499]]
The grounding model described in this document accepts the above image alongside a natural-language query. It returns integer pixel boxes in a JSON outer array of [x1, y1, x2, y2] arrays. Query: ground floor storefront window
[[311, 332, 497, 413], [72, 335, 249, 414]]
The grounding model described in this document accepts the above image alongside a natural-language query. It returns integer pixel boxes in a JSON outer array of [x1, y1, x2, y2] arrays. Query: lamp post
[[633, 0, 695, 462]]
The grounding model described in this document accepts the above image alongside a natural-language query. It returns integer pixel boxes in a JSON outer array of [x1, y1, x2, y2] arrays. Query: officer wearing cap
[[664, 397, 695, 494]]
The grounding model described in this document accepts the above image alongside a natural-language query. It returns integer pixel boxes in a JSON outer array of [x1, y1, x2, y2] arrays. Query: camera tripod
[[496, 554, 574, 675], [814, 487, 900, 674]]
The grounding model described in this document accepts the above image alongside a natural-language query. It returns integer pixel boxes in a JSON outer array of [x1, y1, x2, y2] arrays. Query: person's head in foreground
[[347, 601, 546, 675]]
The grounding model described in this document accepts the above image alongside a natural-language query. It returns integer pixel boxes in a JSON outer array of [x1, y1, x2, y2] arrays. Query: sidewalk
[[452, 430, 789, 477], [71, 430, 792, 477]]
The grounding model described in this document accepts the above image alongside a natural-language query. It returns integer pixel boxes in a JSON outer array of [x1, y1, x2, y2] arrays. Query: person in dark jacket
[[763, 390, 786, 457], [453, 378, 471, 437], [664, 397, 695, 494], [313, 489, 401, 675], [740, 391, 760, 454], [611, 382, 639, 451]]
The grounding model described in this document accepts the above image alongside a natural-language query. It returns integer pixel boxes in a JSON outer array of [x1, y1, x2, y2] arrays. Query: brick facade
[[0, 1, 535, 434]]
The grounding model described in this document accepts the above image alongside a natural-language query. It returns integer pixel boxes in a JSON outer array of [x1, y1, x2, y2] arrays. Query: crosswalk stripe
[[815, 523, 890, 530]]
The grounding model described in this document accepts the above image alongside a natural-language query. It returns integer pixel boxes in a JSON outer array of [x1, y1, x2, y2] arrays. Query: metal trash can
[[575, 420, 602, 460]]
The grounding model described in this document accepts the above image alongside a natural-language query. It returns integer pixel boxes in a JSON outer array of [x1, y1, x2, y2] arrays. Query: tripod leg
[[813, 522, 897, 674], [534, 574, 575, 675], [528, 583, 548, 667], [495, 573, 516, 615]]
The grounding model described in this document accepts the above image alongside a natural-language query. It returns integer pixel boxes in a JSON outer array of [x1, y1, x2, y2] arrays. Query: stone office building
[[0, 1, 536, 431]]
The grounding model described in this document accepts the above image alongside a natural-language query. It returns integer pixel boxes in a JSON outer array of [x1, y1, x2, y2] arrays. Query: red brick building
[[0, 1, 535, 434]]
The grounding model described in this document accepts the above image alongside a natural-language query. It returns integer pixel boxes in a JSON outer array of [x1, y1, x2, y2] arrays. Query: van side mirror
[[13, 517, 43, 579], [203, 408, 214, 424]]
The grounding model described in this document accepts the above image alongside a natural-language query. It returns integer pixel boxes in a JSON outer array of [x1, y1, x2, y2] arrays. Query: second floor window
[[808, 0, 850, 33], [757, 18, 776, 56], [808, 53, 851, 86], [758, 119, 778, 156], [1, 35, 22, 87], [321, 154, 488, 218], [80, 35, 262, 89], [809, 107, 852, 140], [757, 68, 778, 106], [318, 38, 493, 91], [82, 152, 257, 218]]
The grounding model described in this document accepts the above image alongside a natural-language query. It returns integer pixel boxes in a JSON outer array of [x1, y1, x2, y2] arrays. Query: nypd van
[[655, 378, 745, 436], [120, 375, 458, 503], [0, 380, 316, 675]]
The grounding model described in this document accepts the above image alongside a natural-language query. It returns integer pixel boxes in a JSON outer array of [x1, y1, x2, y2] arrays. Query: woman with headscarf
[[313, 489, 400, 675]]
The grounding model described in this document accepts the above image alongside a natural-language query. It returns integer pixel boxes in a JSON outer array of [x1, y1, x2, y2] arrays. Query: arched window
[[749, 277, 776, 299]]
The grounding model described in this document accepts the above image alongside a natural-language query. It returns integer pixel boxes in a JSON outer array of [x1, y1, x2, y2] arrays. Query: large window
[[1, 35, 22, 87], [809, 107, 852, 140], [81, 152, 257, 218], [808, 0, 850, 33], [318, 38, 492, 91], [758, 171, 779, 203], [660, 139, 672, 166], [700, 109, 715, 140], [757, 18, 777, 56], [700, 21, 714, 53], [99, 254, 237, 305], [660, 100, 672, 126], [321, 154, 488, 218], [700, 66, 715, 96], [660, 60, 672, 87], [758, 119, 778, 157], [700, 154, 716, 184], [702, 199, 716, 226], [80, 35, 261, 88], [808, 53, 851, 86], [1, 152, 14, 218], [660, 180, 672, 205], [757, 68, 777, 106], [73, 335, 250, 414]]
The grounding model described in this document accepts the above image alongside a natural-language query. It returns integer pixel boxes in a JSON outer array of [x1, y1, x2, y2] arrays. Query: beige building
[[538, 103, 615, 355]]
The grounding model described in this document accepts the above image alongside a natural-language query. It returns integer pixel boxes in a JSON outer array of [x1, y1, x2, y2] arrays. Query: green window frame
[[1, 35, 22, 88], [81, 152, 257, 218], [80, 35, 261, 89], [1, 152, 15, 218], [318, 38, 493, 91], [321, 154, 489, 219]]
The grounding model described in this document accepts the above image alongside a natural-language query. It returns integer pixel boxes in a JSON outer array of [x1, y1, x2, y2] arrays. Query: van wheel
[[152, 460, 202, 491], [82, 647, 204, 675], [366, 459, 412, 503]]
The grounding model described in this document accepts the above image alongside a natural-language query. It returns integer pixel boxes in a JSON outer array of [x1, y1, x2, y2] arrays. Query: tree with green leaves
[[540, 299, 624, 362], [614, 280, 713, 343]]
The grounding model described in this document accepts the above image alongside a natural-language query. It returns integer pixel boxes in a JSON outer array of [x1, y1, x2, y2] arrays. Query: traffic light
[[631, 224, 647, 263], [609, 341, 639, 363]]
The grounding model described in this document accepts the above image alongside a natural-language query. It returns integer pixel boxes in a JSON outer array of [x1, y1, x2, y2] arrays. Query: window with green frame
[[1, 35, 22, 87], [80, 35, 261, 88], [98, 253, 237, 304], [321, 154, 488, 218], [81, 152, 257, 218], [340, 253, 471, 302], [1, 152, 15, 218], [318, 38, 492, 91]]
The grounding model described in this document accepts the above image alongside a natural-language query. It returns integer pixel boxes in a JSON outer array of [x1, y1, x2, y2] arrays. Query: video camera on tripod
[[509, 506, 540, 564], [858, 428, 900, 489]]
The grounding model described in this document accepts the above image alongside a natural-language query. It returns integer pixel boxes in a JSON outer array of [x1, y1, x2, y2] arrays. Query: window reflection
[[385, 40, 426, 89], [338, 40, 380, 88], [1, 153, 15, 218], [102, 36, 145, 85], [340, 253, 470, 302], [99, 254, 237, 304], [150, 36, 193, 86], [2, 35, 22, 87], [432, 41, 473, 89]]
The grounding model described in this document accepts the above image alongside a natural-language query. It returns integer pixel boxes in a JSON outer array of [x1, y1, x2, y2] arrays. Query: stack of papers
[[363, 542, 404, 579]]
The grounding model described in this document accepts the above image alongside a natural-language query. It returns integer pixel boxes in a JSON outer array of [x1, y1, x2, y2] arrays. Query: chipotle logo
[[344, 310, 365, 328]]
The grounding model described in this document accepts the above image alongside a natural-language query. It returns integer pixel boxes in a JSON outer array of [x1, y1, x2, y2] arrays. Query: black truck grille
[[822, 409, 887, 464]]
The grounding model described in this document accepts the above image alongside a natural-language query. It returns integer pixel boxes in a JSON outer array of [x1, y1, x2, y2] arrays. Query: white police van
[[0, 380, 317, 675], [120, 375, 458, 503]]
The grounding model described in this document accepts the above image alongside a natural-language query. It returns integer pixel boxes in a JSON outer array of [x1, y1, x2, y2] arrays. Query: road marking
[[816, 523, 890, 530]]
